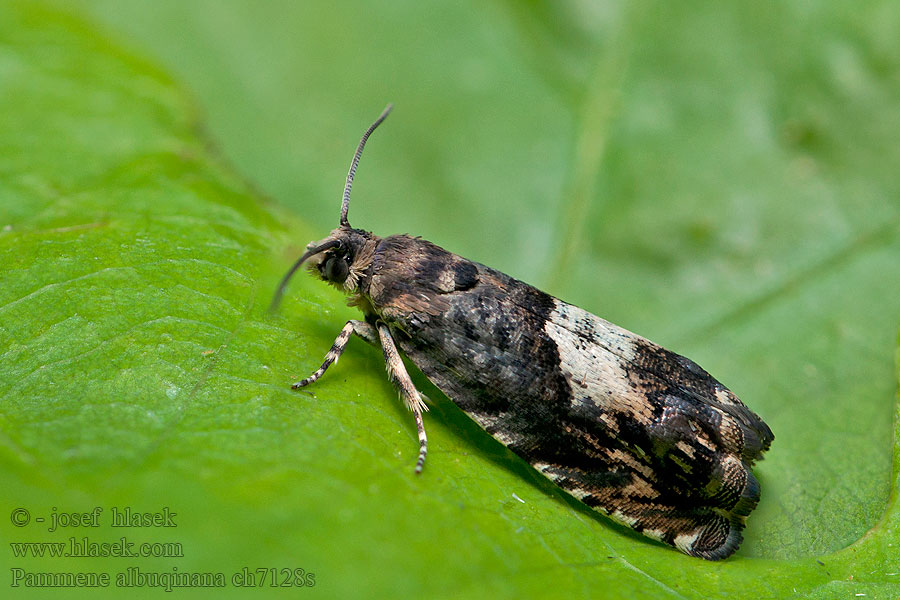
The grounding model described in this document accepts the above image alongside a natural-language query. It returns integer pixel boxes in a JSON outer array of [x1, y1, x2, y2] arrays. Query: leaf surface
[[3, 2, 900, 598]]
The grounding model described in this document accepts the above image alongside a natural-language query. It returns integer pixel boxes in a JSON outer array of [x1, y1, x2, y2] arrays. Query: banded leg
[[377, 323, 429, 474], [292, 320, 377, 389]]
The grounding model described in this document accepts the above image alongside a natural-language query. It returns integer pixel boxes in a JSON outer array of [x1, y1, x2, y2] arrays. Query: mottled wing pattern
[[366, 235, 773, 559], [539, 302, 773, 558]]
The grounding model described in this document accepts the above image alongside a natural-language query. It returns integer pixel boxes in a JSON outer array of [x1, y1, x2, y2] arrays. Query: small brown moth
[[272, 105, 773, 560]]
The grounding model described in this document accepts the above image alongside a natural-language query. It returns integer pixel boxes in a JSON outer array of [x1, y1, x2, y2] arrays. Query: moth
[[271, 105, 774, 560]]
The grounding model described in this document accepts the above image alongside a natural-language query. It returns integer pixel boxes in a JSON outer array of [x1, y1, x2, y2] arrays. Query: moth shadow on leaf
[[406, 367, 662, 554]]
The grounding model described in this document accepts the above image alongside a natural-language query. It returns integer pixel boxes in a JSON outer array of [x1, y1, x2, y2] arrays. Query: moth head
[[303, 227, 375, 290], [269, 105, 392, 312]]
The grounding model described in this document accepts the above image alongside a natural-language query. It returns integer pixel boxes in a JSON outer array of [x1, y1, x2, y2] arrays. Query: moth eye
[[323, 255, 350, 283]]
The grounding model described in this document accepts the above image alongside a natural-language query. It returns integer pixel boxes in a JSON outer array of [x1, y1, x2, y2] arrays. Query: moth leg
[[292, 320, 377, 389], [376, 323, 428, 474]]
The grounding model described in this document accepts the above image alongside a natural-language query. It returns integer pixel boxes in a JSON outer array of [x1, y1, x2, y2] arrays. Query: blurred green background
[[2, 1, 899, 598]]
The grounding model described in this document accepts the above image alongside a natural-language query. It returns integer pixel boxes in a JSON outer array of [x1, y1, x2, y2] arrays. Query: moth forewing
[[273, 106, 774, 561]]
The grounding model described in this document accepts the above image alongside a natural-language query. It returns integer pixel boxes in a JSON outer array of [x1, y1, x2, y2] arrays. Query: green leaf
[[3, 1, 900, 598]]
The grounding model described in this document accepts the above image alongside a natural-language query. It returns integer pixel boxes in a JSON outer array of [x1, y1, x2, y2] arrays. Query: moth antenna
[[269, 240, 342, 313], [340, 103, 393, 227]]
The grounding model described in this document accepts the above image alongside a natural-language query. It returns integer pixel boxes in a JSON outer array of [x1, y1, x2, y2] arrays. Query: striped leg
[[377, 323, 429, 474], [292, 320, 377, 389]]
